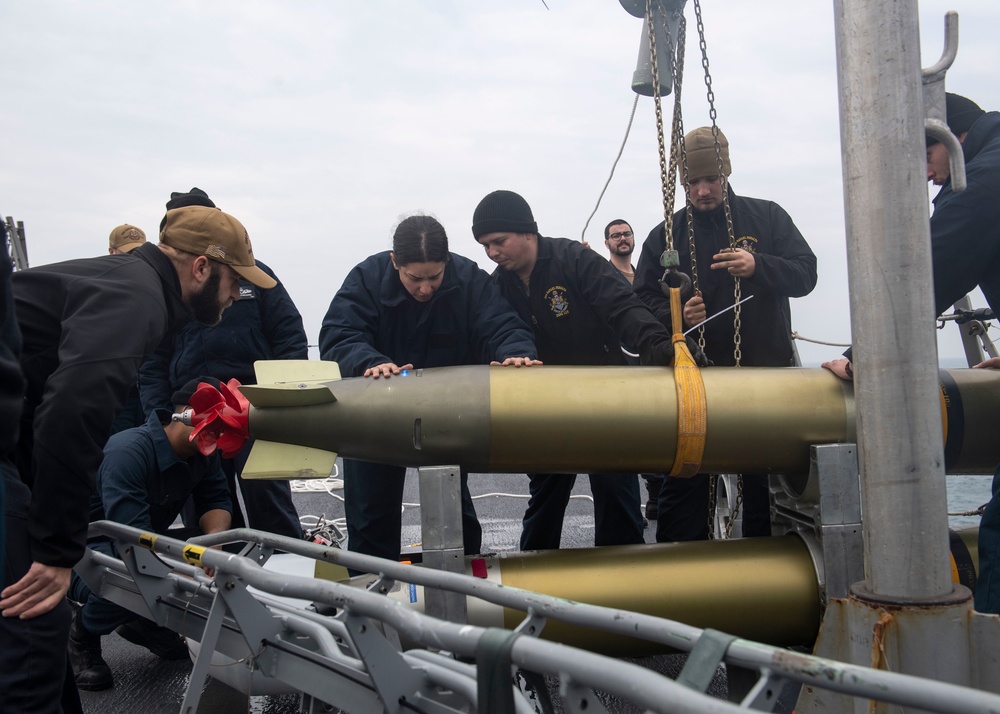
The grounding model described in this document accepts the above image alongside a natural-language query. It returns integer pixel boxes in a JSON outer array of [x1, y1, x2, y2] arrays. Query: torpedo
[[176, 360, 1000, 479], [310, 525, 981, 655]]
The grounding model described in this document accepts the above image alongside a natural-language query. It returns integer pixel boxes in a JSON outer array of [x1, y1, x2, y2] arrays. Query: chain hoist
[[689, 0, 743, 536], [647, 0, 691, 301], [693, 0, 741, 368]]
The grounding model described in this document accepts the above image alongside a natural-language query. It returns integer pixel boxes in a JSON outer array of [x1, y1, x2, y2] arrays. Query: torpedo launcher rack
[[77, 520, 1000, 714]]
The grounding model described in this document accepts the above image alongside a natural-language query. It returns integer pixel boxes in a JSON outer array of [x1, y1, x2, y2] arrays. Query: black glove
[[685, 336, 711, 367]]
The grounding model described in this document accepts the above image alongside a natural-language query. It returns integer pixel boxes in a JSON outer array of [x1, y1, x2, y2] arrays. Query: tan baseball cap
[[109, 224, 147, 253], [159, 206, 276, 289]]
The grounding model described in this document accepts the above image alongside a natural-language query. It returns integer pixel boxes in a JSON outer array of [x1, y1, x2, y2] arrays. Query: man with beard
[[604, 218, 662, 520], [0, 204, 274, 712], [139, 189, 307, 540], [634, 126, 817, 543], [604, 218, 637, 285]]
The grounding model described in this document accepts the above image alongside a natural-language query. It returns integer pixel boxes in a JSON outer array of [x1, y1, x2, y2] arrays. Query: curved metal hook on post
[[922, 10, 966, 192], [922, 11, 958, 83], [925, 119, 967, 192]]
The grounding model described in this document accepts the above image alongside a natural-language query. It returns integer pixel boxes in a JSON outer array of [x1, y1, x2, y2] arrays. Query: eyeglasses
[[607, 231, 633, 241]]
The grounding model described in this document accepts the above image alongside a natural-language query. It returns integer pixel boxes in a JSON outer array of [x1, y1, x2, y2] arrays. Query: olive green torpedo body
[[237, 361, 1000, 479]]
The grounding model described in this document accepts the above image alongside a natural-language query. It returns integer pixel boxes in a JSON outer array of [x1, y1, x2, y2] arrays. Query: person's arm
[[821, 356, 853, 380], [464, 262, 539, 364], [742, 202, 817, 298], [27, 273, 167, 570], [634, 223, 674, 327], [97, 439, 159, 535], [198, 509, 232, 535], [191, 456, 233, 524], [138, 337, 176, 415], [0, 249, 24, 458], [571, 242, 676, 365], [318, 261, 394, 377], [974, 357, 1000, 370], [929, 167, 1000, 316], [255, 263, 309, 360]]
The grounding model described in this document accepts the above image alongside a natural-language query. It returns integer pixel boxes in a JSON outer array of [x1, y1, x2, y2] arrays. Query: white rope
[[790, 331, 851, 348], [580, 93, 641, 243]]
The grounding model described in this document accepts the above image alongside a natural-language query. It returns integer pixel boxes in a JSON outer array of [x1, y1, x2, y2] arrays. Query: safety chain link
[[693, 0, 742, 368], [647, 0, 675, 251], [707, 475, 716, 539], [672, 18, 708, 354], [726, 474, 744, 539], [707, 474, 746, 540], [693, 0, 743, 534]]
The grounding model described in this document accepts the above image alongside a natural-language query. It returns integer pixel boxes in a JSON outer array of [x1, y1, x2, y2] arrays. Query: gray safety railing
[[77, 522, 1000, 714]]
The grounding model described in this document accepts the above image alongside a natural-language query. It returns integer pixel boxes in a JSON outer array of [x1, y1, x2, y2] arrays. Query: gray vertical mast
[[833, 0, 952, 599]]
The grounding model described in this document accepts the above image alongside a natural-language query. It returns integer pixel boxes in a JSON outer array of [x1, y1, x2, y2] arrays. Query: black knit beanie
[[160, 188, 216, 231], [928, 93, 986, 146], [945, 93, 985, 136], [171, 375, 222, 409], [471, 190, 538, 240], [167, 187, 216, 211]]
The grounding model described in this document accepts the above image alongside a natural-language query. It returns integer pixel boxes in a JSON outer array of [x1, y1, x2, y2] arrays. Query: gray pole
[[832, 0, 952, 599]]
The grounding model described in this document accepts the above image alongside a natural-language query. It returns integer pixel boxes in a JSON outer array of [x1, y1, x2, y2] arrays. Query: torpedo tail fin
[[243, 439, 338, 480], [242, 360, 342, 408]]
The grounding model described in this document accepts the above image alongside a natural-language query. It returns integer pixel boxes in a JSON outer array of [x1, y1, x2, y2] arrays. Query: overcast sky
[[2, 1, 998, 367]]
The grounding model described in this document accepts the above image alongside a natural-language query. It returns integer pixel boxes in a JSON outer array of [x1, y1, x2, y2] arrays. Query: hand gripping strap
[[668, 286, 707, 478]]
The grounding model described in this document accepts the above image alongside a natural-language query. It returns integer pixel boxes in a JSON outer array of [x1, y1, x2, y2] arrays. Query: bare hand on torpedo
[[491, 357, 544, 367], [364, 362, 414, 378]]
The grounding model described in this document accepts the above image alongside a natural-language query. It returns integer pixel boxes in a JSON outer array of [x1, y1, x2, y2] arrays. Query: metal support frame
[[418, 464, 468, 624], [76, 522, 1000, 713], [774, 444, 864, 603], [949, 295, 998, 366], [2, 216, 28, 270]]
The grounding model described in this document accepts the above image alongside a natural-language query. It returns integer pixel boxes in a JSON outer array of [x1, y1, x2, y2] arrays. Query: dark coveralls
[[3, 243, 190, 713], [923, 111, 1000, 613], [634, 186, 817, 542], [68, 409, 231, 634], [139, 260, 307, 539], [319, 251, 536, 565], [1, 246, 25, 587], [492, 236, 677, 551]]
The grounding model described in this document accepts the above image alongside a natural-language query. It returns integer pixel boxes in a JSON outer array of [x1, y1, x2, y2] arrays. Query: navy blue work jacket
[[319, 251, 536, 376]]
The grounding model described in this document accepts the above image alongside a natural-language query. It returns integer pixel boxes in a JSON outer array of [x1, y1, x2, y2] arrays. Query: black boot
[[68, 604, 113, 691], [643, 474, 663, 520], [116, 618, 189, 660]]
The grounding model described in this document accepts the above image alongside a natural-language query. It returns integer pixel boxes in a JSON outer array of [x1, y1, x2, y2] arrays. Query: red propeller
[[187, 379, 250, 458]]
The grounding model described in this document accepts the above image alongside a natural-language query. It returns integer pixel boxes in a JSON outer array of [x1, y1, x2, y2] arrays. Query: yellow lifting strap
[[668, 286, 707, 478]]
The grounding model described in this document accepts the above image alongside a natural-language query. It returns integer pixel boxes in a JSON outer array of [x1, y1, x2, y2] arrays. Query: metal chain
[[672, 18, 707, 353], [706, 476, 716, 540], [647, 0, 675, 251], [708, 475, 746, 540], [662, 15, 686, 254], [693, 0, 741, 366], [725, 476, 744, 540]]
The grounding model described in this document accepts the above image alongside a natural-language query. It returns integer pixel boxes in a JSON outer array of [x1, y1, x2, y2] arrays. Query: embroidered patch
[[736, 235, 759, 253], [239, 285, 256, 300], [545, 286, 569, 317]]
